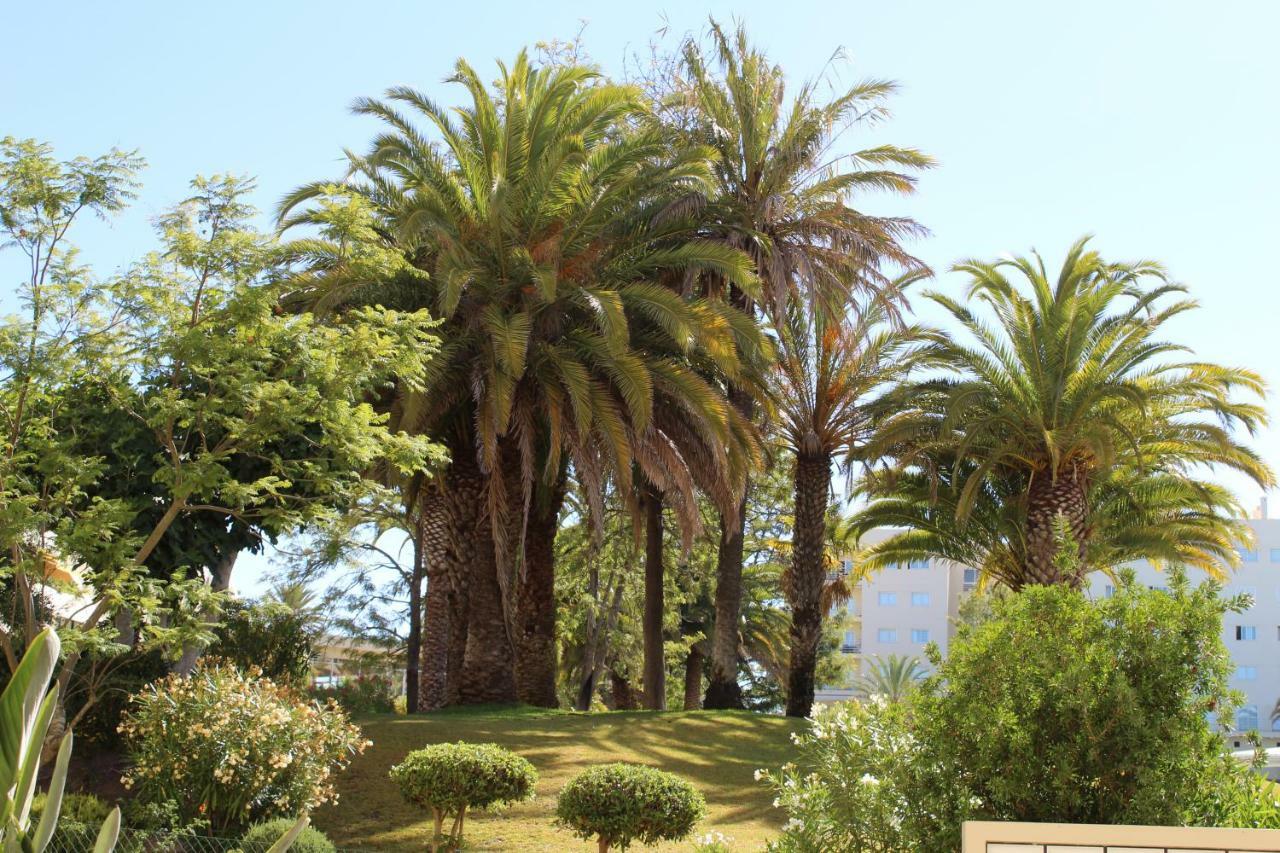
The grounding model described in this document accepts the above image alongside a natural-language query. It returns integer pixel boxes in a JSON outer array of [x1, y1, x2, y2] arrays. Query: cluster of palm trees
[[278, 24, 1272, 719]]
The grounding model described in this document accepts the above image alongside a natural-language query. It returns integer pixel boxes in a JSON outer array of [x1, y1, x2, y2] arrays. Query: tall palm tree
[[774, 290, 924, 717], [855, 238, 1273, 588], [854, 654, 926, 703], [281, 52, 764, 706], [666, 22, 931, 708]]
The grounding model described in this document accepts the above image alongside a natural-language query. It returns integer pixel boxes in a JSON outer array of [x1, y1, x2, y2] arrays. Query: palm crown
[[856, 237, 1273, 587]]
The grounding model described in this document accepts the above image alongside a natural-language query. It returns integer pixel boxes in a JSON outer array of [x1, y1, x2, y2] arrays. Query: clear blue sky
[[5, 0, 1279, 593]]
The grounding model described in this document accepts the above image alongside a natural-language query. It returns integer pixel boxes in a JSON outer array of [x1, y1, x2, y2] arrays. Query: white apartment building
[[819, 517, 1280, 741]]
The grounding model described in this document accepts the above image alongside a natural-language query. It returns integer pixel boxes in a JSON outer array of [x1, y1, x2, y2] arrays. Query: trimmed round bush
[[556, 763, 706, 852], [389, 742, 537, 850], [240, 818, 336, 853]]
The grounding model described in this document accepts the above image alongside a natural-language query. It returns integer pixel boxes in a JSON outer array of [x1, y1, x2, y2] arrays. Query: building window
[[877, 628, 897, 643], [1237, 666, 1259, 680], [962, 567, 978, 592], [910, 629, 930, 643], [908, 558, 929, 570], [1237, 705, 1259, 732], [842, 630, 857, 652], [1237, 625, 1258, 641], [1104, 585, 1115, 599], [910, 592, 930, 607], [1240, 548, 1260, 563], [878, 592, 897, 606], [1270, 548, 1280, 563]]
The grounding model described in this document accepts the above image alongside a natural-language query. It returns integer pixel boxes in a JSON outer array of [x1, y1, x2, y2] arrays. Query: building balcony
[[840, 643, 861, 654]]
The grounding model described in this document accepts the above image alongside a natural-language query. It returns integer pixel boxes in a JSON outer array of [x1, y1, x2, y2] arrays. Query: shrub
[[310, 674, 396, 715], [762, 572, 1280, 851], [210, 600, 314, 686], [240, 818, 335, 853], [389, 742, 537, 852], [120, 661, 369, 832], [31, 791, 114, 848], [556, 763, 706, 852]]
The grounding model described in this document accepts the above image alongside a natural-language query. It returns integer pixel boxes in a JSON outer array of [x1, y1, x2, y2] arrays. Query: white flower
[[784, 818, 804, 831], [859, 773, 880, 787], [753, 768, 766, 781]]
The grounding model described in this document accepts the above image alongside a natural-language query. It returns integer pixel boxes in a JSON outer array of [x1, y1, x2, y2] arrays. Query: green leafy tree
[[854, 238, 1273, 588], [657, 22, 932, 709], [1, 141, 445, 733]]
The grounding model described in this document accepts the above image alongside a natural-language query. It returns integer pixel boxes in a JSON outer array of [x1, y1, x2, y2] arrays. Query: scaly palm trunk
[[405, 505, 426, 714], [1024, 466, 1088, 588], [704, 483, 748, 709], [642, 482, 665, 710], [682, 642, 705, 711], [514, 473, 567, 707], [418, 487, 451, 711], [785, 448, 831, 718], [458, 481, 516, 704], [610, 667, 640, 710]]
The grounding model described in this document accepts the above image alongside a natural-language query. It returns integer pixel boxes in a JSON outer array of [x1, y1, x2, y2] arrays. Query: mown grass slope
[[315, 707, 803, 851]]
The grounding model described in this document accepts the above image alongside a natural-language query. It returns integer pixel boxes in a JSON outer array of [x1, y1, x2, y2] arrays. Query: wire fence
[[44, 827, 370, 853]]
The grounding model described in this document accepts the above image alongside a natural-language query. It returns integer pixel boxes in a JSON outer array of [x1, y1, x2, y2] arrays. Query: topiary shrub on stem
[[556, 763, 706, 852], [389, 742, 537, 852], [240, 818, 336, 853]]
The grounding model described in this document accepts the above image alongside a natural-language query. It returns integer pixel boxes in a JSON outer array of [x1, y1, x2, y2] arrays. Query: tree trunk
[[514, 473, 567, 707], [642, 482, 665, 711], [405, 508, 426, 714], [457, 450, 516, 704], [785, 449, 831, 718], [610, 667, 640, 710], [1024, 466, 1088, 588], [704, 481, 748, 710], [173, 549, 239, 676], [682, 642, 705, 711], [419, 486, 451, 711]]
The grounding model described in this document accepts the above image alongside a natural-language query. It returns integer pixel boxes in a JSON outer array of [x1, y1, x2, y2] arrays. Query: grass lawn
[[314, 706, 805, 851]]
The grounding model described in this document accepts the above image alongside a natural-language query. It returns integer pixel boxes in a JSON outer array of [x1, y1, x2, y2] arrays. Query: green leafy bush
[[240, 818, 335, 853], [120, 661, 369, 832], [310, 674, 396, 714], [389, 742, 537, 852], [762, 572, 1280, 851], [556, 763, 706, 852], [210, 600, 314, 686]]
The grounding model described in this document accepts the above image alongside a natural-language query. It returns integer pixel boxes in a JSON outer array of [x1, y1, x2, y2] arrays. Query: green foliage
[[389, 742, 537, 851], [763, 575, 1280, 851], [240, 818, 335, 853], [854, 238, 1274, 588], [120, 661, 369, 832], [852, 654, 926, 703], [556, 763, 706, 851], [210, 600, 314, 687], [310, 675, 396, 715]]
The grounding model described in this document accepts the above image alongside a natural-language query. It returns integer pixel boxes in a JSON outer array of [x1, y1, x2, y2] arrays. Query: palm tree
[[855, 238, 1274, 588], [854, 654, 926, 703], [666, 22, 931, 708], [281, 52, 763, 706], [774, 291, 924, 717]]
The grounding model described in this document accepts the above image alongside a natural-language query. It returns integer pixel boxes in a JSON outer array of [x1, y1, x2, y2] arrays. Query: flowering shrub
[[309, 674, 397, 714], [763, 575, 1280, 850], [692, 829, 735, 851], [389, 742, 537, 852], [120, 661, 369, 832], [556, 763, 706, 852]]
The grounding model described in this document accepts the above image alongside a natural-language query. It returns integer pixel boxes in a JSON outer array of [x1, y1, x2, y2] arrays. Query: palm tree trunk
[[610, 667, 640, 710], [704, 481, 748, 709], [419, 487, 451, 711], [1024, 467, 1088, 588], [458, 490, 516, 703], [785, 449, 831, 718], [682, 642, 705, 711], [642, 482, 665, 710], [514, 473, 567, 707], [405, 507, 425, 714]]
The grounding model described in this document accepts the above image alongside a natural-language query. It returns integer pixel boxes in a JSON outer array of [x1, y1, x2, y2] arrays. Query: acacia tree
[[659, 23, 931, 708], [854, 238, 1273, 588], [0, 141, 443, 732], [282, 52, 763, 707]]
